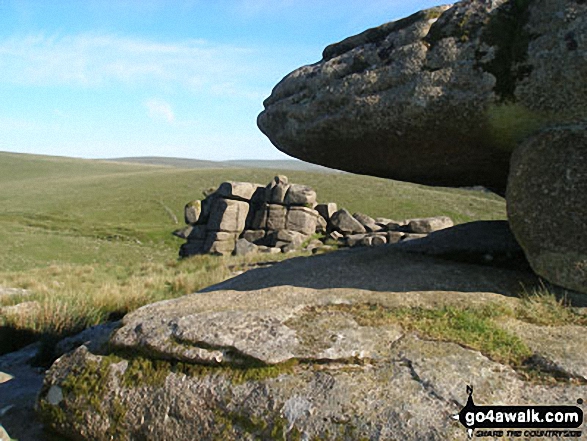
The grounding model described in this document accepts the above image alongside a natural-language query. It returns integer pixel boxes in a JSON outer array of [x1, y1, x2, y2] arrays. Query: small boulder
[[241, 230, 266, 244], [388, 232, 406, 244], [407, 216, 454, 234], [353, 212, 380, 232], [347, 233, 368, 248], [234, 238, 259, 256], [330, 208, 367, 235]]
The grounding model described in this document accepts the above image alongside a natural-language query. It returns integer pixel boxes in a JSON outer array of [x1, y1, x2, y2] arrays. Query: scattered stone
[[234, 238, 259, 256], [328, 230, 344, 242], [371, 235, 387, 247], [241, 229, 266, 244], [304, 239, 323, 252], [407, 216, 454, 234], [353, 212, 380, 232], [0, 301, 40, 320], [347, 233, 368, 248], [388, 231, 406, 244], [330, 208, 366, 235], [275, 230, 307, 248], [260, 247, 281, 254], [0, 287, 30, 299]]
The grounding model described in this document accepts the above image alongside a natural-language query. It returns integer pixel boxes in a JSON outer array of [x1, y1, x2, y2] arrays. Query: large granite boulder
[[258, 0, 587, 193], [507, 126, 587, 293], [37, 242, 587, 440]]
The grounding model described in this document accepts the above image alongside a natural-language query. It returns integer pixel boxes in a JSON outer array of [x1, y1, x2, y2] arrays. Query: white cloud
[[0, 33, 263, 94], [145, 99, 175, 123]]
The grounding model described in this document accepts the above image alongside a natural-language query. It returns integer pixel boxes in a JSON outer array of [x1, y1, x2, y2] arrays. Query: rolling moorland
[[0, 150, 508, 357]]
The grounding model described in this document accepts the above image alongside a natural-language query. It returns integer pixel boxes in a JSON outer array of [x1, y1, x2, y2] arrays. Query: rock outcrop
[[258, 0, 586, 194], [507, 126, 587, 293], [257, 0, 587, 293], [176, 176, 454, 257], [37, 235, 587, 440]]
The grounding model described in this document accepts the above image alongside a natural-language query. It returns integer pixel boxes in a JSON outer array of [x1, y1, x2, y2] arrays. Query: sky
[[0, 0, 445, 161]]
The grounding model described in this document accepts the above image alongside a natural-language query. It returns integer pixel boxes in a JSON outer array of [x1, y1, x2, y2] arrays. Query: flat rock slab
[[111, 287, 418, 365], [40, 333, 587, 441], [37, 245, 587, 440]]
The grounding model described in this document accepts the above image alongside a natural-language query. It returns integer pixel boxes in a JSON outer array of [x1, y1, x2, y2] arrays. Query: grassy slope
[[0, 151, 505, 271], [0, 151, 506, 354]]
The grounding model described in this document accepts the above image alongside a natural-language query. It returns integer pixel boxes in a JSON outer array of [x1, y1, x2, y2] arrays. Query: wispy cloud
[[0, 33, 264, 95], [145, 99, 175, 123]]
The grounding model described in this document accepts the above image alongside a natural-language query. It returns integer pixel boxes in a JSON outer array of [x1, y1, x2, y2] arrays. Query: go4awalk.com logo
[[453, 386, 583, 439]]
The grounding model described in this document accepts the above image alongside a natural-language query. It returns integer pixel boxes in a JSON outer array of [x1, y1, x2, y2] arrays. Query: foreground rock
[[258, 0, 587, 193], [38, 230, 587, 440], [507, 126, 587, 294]]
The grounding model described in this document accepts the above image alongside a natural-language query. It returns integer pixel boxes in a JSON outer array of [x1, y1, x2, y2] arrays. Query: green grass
[[0, 151, 507, 356]]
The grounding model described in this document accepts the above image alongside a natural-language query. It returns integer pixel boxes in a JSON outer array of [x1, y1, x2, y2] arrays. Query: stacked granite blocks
[[177, 175, 454, 257]]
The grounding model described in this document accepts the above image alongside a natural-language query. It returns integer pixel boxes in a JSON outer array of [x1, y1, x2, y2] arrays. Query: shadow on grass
[[0, 326, 39, 355]]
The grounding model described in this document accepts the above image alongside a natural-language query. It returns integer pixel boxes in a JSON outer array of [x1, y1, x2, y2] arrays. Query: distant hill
[[105, 156, 341, 173], [105, 157, 225, 169]]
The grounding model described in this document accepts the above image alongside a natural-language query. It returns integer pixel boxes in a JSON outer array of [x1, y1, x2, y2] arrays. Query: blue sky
[[0, 0, 445, 161]]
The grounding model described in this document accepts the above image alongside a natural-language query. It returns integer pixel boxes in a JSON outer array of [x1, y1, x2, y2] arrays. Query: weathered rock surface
[[258, 0, 587, 193], [407, 216, 453, 234], [507, 126, 587, 294], [183, 200, 201, 225], [179, 176, 456, 257], [329, 208, 366, 235], [38, 242, 587, 440]]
